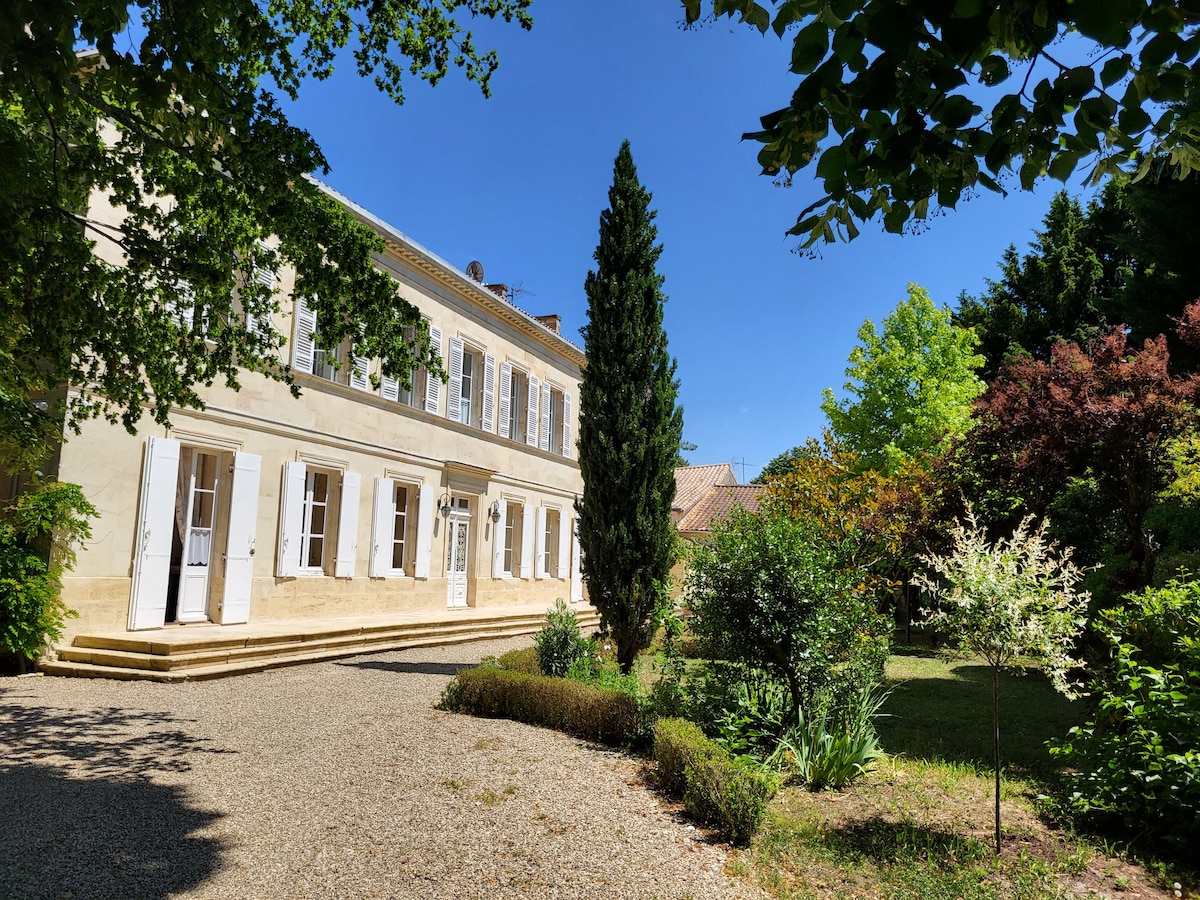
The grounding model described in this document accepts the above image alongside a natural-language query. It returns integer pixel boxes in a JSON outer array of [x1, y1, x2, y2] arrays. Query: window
[[312, 344, 342, 383], [391, 483, 411, 571], [503, 502, 522, 576], [549, 388, 564, 455], [300, 469, 332, 572], [458, 346, 476, 425], [543, 508, 560, 577], [506, 368, 528, 443]]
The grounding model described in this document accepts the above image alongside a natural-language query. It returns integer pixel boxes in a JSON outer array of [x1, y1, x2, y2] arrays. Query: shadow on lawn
[[876, 663, 1083, 779], [817, 815, 988, 864]]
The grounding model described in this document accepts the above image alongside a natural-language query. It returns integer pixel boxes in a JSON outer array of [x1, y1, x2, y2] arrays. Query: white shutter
[[276, 461, 307, 577], [497, 362, 512, 439], [424, 326, 442, 415], [248, 241, 275, 335], [165, 282, 195, 332], [526, 376, 540, 447], [520, 501, 535, 578], [370, 477, 394, 578], [292, 296, 317, 374], [413, 484, 435, 579], [128, 437, 181, 630], [539, 382, 552, 452], [350, 352, 371, 392], [557, 513, 571, 579], [482, 354, 496, 433], [561, 393, 572, 458], [534, 505, 547, 579], [380, 375, 400, 402], [446, 336, 464, 422], [334, 471, 361, 578], [570, 528, 584, 602], [490, 498, 507, 579], [221, 452, 261, 624]]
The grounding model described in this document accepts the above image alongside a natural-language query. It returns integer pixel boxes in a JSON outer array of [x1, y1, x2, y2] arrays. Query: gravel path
[[0, 637, 763, 900]]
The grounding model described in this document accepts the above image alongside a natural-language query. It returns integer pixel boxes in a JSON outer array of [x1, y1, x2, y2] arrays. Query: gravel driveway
[[0, 636, 763, 900]]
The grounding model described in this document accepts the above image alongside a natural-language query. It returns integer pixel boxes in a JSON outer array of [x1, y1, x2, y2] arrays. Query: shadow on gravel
[[0, 765, 225, 900], [0, 704, 234, 777], [336, 659, 477, 677]]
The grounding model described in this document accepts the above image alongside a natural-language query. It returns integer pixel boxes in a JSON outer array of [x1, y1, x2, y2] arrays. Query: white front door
[[445, 500, 470, 608], [175, 451, 219, 623]]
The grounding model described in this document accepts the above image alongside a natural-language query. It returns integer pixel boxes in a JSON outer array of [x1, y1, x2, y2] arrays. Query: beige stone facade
[[51, 184, 585, 643]]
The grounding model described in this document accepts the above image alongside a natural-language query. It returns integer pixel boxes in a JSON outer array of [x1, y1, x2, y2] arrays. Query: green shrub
[[534, 598, 591, 677], [438, 666, 642, 746], [684, 756, 778, 847], [652, 717, 778, 845], [0, 480, 94, 672], [1050, 579, 1200, 853], [494, 646, 541, 674], [767, 686, 887, 790], [653, 717, 723, 795]]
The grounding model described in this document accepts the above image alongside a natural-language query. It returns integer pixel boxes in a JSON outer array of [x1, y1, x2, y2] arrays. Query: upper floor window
[[447, 337, 494, 430], [458, 345, 477, 426], [505, 367, 528, 443], [549, 388, 565, 455]]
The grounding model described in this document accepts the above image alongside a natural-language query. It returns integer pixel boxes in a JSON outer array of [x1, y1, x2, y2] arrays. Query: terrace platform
[[39, 602, 600, 682]]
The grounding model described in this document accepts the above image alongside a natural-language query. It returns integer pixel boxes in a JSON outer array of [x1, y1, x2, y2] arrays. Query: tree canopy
[[576, 141, 684, 674], [821, 284, 985, 474], [0, 0, 531, 468], [683, 0, 1200, 246]]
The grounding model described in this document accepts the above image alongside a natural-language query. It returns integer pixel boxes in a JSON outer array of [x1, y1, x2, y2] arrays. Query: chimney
[[534, 314, 561, 334], [486, 283, 508, 300]]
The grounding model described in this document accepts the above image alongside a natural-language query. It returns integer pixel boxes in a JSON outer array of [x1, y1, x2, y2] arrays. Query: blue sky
[[281, 2, 1089, 482]]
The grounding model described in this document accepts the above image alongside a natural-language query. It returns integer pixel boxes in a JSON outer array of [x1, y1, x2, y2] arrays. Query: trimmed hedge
[[492, 647, 541, 674], [438, 666, 642, 746], [652, 717, 778, 846]]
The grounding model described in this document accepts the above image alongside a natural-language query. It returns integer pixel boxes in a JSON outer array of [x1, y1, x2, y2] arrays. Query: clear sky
[[280, 1, 1089, 482]]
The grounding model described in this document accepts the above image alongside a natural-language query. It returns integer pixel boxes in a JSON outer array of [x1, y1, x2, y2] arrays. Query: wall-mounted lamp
[[488, 501, 502, 523], [438, 494, 453, 516]]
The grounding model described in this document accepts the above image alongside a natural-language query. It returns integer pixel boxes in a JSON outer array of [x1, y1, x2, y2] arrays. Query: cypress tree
[[577, 141, 683, 674]]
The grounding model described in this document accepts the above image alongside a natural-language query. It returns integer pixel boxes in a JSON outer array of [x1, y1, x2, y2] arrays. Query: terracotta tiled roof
[[673, 464, 738, 515], [677, 485, 765, 535]]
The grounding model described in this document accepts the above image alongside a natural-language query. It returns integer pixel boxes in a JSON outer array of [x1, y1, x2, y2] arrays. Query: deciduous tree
[[0, 0, 531, 468], [683, 0, 1200, 246], [576, 141, 684, 674], [821, 284, 985, 475]]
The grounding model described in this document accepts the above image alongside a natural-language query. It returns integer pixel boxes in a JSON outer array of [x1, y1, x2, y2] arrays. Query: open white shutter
[[482, 354, 496, 433], [413, 484, 435, 578], [221, 451, 261, 624], [539, 382, 551, 451], [526, 376, 540, 447], [128, 437, 181, 630], [380, 375, 400, 402], [292, 296, 317, 374], [424, 326, 442, 415], [370, 477, 394, 578], [570, 527, 584, 602], [350, 352, 371, 392], [561, 393, 572, 458], [446, 336, 464, 421], [334, 471, 361, 578], [534, 505, 547, 579], [248, 241, 275, 335], [497, 362, 512, 439], [165, 282, 195, 332], [520, 501, 535, 578], [276, 461, 306, 577], [490, 498, 507, 579], [557, 513, 571, 579]]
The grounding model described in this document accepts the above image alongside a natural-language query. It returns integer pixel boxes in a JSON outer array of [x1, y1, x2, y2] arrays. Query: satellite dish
[[466, 260, 485, 282]]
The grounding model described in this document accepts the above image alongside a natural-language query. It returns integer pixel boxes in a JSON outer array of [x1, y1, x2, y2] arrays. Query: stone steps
[[40, 607, 601, 682]]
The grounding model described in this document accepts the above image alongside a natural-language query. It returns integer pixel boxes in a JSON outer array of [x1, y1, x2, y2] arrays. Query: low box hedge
[[438, 666, 641, 747], [652, 717, 777, 846]]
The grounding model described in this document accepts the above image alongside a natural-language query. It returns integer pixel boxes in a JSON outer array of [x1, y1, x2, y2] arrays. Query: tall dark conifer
[[577, 141, 683, 674]]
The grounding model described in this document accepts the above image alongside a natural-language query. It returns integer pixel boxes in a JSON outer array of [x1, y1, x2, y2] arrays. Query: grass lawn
[[729, 648, 1188, 900]]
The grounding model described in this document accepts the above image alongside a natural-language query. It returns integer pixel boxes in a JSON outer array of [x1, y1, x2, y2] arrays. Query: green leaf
[[790, 21, 830, 74], [1119, 104, 1152, 135], [1100, 55, 1131, 88], [978, 54, 1010, 87], [933, 95, 979, 129], [816, 144, 848, 182], [883, 199, 909, 233], [1047, 151, 1079, 182]]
